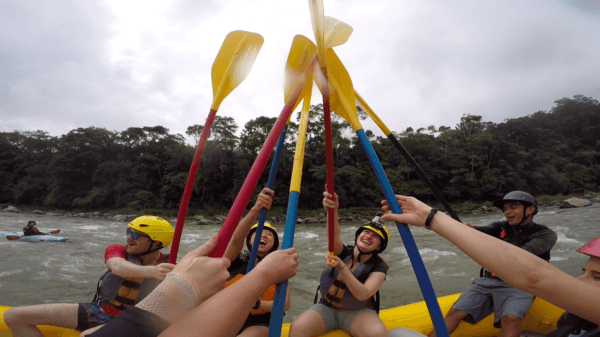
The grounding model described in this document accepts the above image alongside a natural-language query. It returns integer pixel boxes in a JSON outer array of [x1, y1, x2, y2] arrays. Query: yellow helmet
[[127, 215, 174, 248], [246, 222, 279, 253], [355, 216, 390, 253]]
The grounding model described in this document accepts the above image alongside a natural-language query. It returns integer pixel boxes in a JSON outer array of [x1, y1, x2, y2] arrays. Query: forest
[[1, 95, 599, 212]]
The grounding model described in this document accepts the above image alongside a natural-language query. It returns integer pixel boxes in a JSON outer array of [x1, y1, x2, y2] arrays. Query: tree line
[[1, 95, 599, 212]]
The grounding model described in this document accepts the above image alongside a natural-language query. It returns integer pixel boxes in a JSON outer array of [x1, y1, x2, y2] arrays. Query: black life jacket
[[314, 251, 387, 313], [92, 253, 168, 314]]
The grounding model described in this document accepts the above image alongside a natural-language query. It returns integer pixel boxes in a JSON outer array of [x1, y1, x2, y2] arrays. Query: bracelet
[[337, 264, 346, 271], [424, 208, 438, 230], [253, 299, 261, 310]]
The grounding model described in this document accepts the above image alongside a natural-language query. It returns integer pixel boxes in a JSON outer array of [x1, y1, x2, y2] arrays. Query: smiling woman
[[289, 188, 391, 337]]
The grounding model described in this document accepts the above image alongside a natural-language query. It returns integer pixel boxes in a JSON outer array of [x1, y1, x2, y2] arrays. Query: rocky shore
[[2, 193, 599, 226]]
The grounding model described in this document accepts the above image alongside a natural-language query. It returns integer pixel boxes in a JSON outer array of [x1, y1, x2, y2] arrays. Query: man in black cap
[[23, 220, 47, 236], [429, 191, 557, 337]]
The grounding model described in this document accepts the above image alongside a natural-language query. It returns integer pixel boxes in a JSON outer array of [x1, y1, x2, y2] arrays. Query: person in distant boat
[[378, 194, 600, 336], [289, 186, 390, 337], [22, 220, 47, 236], [421, 191, 557, 337], [4, 215, 176, 336], [222, 187, 291, 337]]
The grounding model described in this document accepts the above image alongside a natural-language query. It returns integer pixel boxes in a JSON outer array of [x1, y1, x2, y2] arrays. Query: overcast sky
[[1, 0, 599, 145]]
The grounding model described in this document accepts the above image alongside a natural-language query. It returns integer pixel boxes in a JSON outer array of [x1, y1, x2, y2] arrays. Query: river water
[[1, 204, 598, 323]]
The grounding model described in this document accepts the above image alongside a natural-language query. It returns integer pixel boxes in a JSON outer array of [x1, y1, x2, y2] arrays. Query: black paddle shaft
[[387, 134, 461, 222]]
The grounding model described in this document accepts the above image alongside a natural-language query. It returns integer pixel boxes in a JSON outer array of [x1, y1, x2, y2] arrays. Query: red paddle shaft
[[169, 110, 217, 263], [321, 68, 336, 254], [209, 55, 318, 258]]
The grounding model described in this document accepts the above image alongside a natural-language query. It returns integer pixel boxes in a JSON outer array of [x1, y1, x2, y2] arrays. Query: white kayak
[[17, 235, 68, 243]]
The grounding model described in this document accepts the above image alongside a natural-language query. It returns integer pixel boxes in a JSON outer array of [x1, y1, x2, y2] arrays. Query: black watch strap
[[253, 299, 261, 310], [424, 208, 438, 230]]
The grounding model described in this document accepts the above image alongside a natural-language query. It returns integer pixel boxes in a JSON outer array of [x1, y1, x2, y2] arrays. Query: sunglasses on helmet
[[126, 228, 150, 240]]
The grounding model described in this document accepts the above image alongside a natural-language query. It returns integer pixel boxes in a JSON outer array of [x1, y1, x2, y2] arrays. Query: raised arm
[[326, 253, 385, 301], [323, 186, 343, 256], [159, 248, 299, 337], [380, 195, 600, 325], [223, 188, 274, 262]]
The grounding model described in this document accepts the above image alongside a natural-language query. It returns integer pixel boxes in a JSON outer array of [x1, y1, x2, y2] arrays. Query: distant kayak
[[16, 235, 68, 243], [0, 231, 21, 236]]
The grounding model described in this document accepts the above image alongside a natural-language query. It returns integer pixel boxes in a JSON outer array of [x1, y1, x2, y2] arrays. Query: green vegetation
[[1, 95, 599, 215]]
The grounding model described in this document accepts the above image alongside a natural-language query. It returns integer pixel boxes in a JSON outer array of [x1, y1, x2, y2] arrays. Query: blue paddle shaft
[[268, 191, 299, 337], [356, 129, 449, 337], [247, 125, 288, 273]]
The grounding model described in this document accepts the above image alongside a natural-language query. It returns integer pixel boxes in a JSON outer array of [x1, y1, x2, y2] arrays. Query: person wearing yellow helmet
[[221, 187, 290, 337], [4, 215, 176, 336], [289, 186, 389, 337]]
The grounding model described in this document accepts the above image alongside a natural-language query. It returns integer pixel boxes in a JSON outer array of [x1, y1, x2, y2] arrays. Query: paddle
[[314, 48, 450, 337], [169, 31, 264, 264], [246, 35, 317, 273], [267, 37, 316, 337], [208, 55, 319, 259], [355, 92, 461, 221], [308, 1, 353, 258]]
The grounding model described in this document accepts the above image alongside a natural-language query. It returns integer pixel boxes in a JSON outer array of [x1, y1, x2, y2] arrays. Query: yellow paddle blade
[[355, 91, 392, 136], [313, 48, 362, 132], [284, 35, 317, 114], [290, 79, 313, 193], [323, 16, 353, 49], [211, 31, 264, 111], [308, 0, 326, 68]]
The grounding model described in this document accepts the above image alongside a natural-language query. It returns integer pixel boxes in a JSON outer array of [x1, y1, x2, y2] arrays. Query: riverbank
[[2, 192, 599, 226]]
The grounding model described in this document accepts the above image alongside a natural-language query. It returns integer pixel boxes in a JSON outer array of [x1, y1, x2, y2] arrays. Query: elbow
[[515, 259, 549, 296], [353, 291, 371, 302]]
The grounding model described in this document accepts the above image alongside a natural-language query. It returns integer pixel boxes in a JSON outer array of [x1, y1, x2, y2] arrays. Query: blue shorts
[[451, 277, 534, 328], [76, 303, 116, 331]]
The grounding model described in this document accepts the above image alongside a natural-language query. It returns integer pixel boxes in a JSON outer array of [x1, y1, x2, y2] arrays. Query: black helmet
[[493, 191, 538, 215], [27, 220, 36, 225]]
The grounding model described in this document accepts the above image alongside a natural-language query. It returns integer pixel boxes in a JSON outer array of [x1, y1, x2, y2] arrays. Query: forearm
[[337, 268, 373, 301], [224, 208, 260, 260], [159, 269, 271, 337], [430, 211, 600, 324], [109, 260, 154, 279]]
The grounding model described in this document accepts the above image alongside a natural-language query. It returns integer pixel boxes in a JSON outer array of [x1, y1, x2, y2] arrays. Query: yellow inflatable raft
[[0, 294, 563, 337]]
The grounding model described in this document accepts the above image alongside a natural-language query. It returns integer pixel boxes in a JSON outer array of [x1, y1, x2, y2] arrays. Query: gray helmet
[[492, 191, 538, 215]]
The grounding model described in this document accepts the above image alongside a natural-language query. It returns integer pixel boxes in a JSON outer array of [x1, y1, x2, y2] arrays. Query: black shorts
[[238, 313, 271, 333], [87, 307, 170, 337]]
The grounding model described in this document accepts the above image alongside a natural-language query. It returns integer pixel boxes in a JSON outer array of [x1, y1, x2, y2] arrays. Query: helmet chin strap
[[517, 202, 532, 226], [132, 242, 163, 257]]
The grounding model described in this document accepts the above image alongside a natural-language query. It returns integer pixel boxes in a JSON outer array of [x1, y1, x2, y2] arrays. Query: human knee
[[500, 315, 522, 326], [445, 308, 467, 320], [3, 308, 24, 327]]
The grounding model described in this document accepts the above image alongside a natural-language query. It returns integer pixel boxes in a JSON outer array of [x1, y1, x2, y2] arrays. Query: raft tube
[[0, 294, 562, 337]]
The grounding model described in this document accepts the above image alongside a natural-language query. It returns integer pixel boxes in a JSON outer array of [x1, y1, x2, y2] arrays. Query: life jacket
[[480, 221, 553, 279], [315, 250, 388, 313], [92, 253, 167, 316], [23, 226, 35, 236]]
